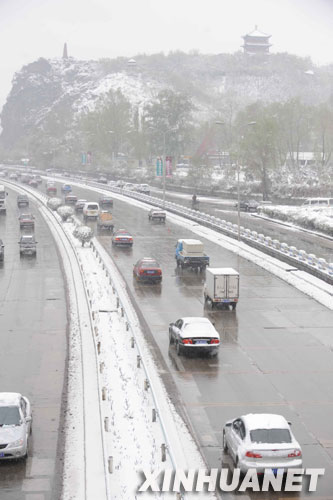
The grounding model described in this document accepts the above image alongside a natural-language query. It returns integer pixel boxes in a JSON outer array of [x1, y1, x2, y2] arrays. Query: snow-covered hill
[[0, 51, 332, 151]]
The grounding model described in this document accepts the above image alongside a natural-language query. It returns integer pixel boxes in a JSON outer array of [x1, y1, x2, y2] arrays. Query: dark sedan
[[18, 213, 35, 229], [235, 200, 259, 212]]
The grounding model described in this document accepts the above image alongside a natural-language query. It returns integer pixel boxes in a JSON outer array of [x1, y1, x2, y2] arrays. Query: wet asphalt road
[[66, 181, 333, 499], [0, 186, 67, 500], [153, 188, 333, 262]]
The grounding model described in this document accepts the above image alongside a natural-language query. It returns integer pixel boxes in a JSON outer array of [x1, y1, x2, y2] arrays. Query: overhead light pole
[[236, 121, 256, 241], [107, 130, 115, 168], [149, 126, 177, 208], [215, 120, 256, 242]]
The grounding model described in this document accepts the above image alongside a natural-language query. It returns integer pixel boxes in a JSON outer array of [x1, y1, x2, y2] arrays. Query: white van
[[302, 198, 333, 207], [83, 202, 100, 221]]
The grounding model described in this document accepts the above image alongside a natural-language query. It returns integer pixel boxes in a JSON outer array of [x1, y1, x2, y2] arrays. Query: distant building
[[242, 26, 272, 55], [127, 58, 137, 68], [285, 152, 323, 167], [63, 43, 68, 59]]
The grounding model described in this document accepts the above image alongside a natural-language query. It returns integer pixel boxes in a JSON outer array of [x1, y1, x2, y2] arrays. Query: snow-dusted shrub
[[47, 197, 62, 211], [57, 205, 74, 221], [259, 205, 333, 236], [73, 225, 93, 247]]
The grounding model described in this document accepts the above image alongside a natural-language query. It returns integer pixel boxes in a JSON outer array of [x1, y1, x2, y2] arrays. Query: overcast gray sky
[[0, 0, 332, 109]]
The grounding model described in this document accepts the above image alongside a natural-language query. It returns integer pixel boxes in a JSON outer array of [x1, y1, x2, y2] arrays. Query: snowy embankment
[[258, 204, 333, 236], [65, 219, 212, 499], [5, 180, 213, 500]]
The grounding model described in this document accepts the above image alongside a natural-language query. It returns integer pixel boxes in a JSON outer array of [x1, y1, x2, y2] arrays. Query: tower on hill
[[63, 43, 68, 59], [242, 26, 271, 55]]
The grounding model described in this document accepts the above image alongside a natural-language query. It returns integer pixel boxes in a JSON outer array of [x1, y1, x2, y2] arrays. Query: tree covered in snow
[[73, 225, 93, 247], [79, 88, 131, 158], [57, 205, 74, 221], [143, 89, 195, 161], [47, 197, 63, 211]]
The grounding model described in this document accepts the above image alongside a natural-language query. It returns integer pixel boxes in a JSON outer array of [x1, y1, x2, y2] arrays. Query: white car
[[223, 413, 302, 474], [169, 317, 220, 356], [83, 202, 100, 221], [75, 199, 88, 212], [148, 209, 166, 222], [0, 392, 32, 460], [136, 184, 150, 195]]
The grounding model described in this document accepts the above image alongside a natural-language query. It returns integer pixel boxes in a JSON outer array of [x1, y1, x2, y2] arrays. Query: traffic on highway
[[1, 169, 332, 499]]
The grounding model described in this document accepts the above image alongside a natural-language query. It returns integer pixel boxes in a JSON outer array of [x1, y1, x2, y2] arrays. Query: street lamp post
[[107, 130, 115, 168], [149, 127, 176, 208], [162, 128, 177, 208], [236, 160, 241, 241], [215, 120, 256, 242], [235, 121, 256, 241], [162, 132, 167, 208]]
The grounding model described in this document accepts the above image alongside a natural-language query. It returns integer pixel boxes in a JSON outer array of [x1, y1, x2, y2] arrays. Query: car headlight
[[9, 438, 24, 448]]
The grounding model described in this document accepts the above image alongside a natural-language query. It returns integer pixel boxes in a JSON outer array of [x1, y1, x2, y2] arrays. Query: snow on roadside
[[11, 178, 216, 499], [65, 219, 215, 499], [259, 204, 333, 238]]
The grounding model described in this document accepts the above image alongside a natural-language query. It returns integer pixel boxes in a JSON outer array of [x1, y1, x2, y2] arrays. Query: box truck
[[204, 268, 239, 309]]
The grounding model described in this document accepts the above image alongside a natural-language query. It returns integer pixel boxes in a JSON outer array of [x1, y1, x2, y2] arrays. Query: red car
[[133, 257, 162, 283], [19, 213, 35, 229], [65, 194, 78, 204], [112, 229, 133, 247], [46, 186, 57, 195]]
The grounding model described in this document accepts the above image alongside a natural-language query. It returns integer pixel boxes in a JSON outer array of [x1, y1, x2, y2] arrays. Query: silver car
[[169, 317, 220, 356], [223, 413, 302, 474], [0, 392, 32, 460]]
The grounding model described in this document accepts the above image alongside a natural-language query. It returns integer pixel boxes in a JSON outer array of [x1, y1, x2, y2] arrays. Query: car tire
[[169, 330, 174, 344], [176, 341, 183, 356], [22, 440, 29, 460], [222, 430, 228, 452]]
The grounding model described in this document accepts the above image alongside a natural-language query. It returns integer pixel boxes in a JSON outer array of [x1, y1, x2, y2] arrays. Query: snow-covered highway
[[2, 175, 333, 500], [53, 177, 333, 499]]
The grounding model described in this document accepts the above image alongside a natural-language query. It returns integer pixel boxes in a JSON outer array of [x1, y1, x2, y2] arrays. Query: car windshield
[[250, 428, 292, 443], [141, 260, 158, 268], [116, 233, 130, 237], [0, 406, 21, 426]]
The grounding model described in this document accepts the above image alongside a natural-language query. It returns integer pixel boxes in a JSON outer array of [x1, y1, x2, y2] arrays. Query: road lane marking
[[185, 400, 333, 407]]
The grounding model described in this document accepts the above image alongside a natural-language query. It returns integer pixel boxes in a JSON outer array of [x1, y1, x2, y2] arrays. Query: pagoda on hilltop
[[242, 26, 272, 55], [62, 42, 68, 59]]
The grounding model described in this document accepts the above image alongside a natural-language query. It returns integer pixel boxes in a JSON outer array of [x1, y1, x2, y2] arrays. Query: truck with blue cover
[[175, 239, 209, 271]]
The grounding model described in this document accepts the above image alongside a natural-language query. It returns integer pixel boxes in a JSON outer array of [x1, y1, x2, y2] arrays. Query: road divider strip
[[5, 179, 213, 500]]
